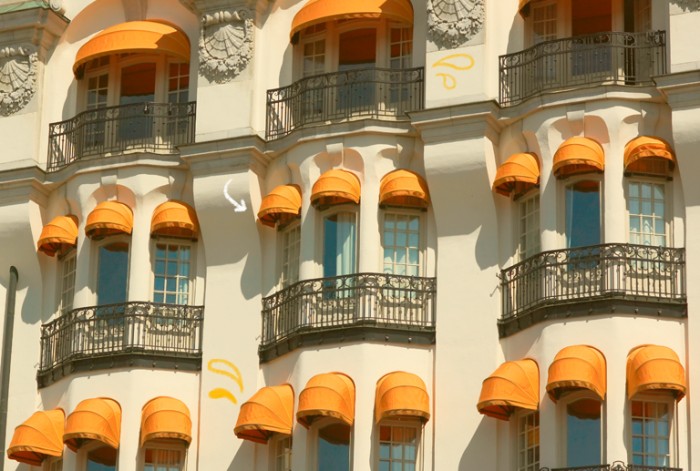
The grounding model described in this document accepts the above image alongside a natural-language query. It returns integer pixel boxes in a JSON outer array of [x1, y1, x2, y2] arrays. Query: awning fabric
[[553, 137, 605, 178], [140, 397, 192, 446], [63, 398, 121, 451], [493, 152, 540, 197], [37, 215, 79, 256], [74, 20, 190, 76], [258, 184, 302, 227], [379, 169, 430, 209], [477, 359, 539, 421], [297, 372, 355, 428], [85, 201, 133, 239], [547, 345, 606, 401], [627, 345, 686, 400], [291, 0, 414, 39], [311, 169, 361, 208], [624, 136, 676, 173], [375, 371, 430, 423], [234, 384, 294, 444], [150, 200, 199, 239], [7, 409, 65, 466]]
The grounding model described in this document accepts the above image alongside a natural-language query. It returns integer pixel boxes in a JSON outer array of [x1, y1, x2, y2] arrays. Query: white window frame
[[381, 209, 424, 277], [270, 435, 292, 471], [278, 222, 301, 289], [376, 419, 423, 471], [515, 410, 540, 471], [527, 0, 560, 45], [142, 440, 187, 471], [94, 236, 131, 307], [626, 178, 670, 248], [559, 390, 605, 468], [58, 249, 77, 314], [516, 192, 541, 261], [45, 457, 63, 471], [628, 395, 677, 468], [151, 238, 195, 305]]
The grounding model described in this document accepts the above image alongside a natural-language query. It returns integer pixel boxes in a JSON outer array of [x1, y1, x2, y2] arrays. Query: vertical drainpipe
[[0, 266, 19, 471]]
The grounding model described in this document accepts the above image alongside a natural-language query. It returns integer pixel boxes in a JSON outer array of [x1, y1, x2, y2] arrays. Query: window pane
[[629, 181, 666, 247], [153, 243, 192, 305], [323, 213, 356, 278], [318, 424, 350, 471], [97, 243, 129, 306], [566, 181, 600, 248], [378, 424, 420, 471], [566, 399, 601, 466], [518, 412, 540, 471], [383, 213, 421, 275], [631, 399, 672, 466]]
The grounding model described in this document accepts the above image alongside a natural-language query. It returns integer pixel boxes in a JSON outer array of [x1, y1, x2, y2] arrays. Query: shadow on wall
[[458, 416, 497, 470]]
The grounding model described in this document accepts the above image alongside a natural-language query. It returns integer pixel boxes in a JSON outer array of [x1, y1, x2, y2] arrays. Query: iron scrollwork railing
[[265, 67, 424, 140], [260, 273, 436, 348], [39, 301, 204, 373], [499, 30, 666, 106], [540, 462, 681, 471], [47, 101, 197, 171], [501, 243, 686, 320]]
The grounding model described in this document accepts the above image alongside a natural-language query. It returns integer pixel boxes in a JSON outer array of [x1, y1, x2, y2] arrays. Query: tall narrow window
[[566, 181, 601, 248], [280, 225, 301, 288], [275, 436, 292, 471], [144, 447, 184, 471], [378, 423, 419, 471], [97, 242, 129, 306], [317, 423, 351, 471], [168, 63, 190, 104], [518, 411, 540, 471], [630, 399, 672, 467], [383, 213, 420, 276], [518, 195, 540, 260], [153, 242, 191, 305], [323, 212, 357, 278], [86, 446, 117, 471], [48, 459, 63, 471], [389, 26, 412, 69], [566, 397, 602, 467], [60, 251, 77, 313], [531, 1, 557, 44], [302, 36, 326, 77], [629, 181, 665, 246]]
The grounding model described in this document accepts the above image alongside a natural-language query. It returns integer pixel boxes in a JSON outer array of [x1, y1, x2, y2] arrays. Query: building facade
[[0, 0, 698, 470]]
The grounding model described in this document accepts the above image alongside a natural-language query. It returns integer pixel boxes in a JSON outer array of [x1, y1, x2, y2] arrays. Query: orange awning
[[258, 184, 302, 227], [234, 384, 294, 444], [546, 345, 606, 401], [64, 398, 121, 451], [297, 373, 355, 428], [627, 345, 686, 400], [291, 0, 414, 39], [150, 200, 199, 239], [553, 137, 605, 178], [85, 201, 133, 239], [74, 20, 190, 77], [37, 215, 79, 256], [7, 409, 64, 466], [624, 136, 676, 173], [379, 169, 430, 209], [477, 359, 539, 421], [140, 397, 192, 446], [311, 169, 361, 208], [492, 153, 540, 197], [375, 371, 430, 423]]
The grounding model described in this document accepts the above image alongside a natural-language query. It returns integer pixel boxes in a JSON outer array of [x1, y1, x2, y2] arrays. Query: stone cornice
[[179, 134, 269, 176], [655, 70, 700, 109], [410, 100, 503, 144], [0, 165, 48, 205]]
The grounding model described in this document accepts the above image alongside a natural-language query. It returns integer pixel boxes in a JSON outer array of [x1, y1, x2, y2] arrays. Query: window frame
[[381, 208, 424, 277], [626, 177, 671, 248], [319, 205, 359, 279], [270, 435, 293, 471], [278, 221, 301, 289], [375, 419, 423, 471], [45, 457, 63, 471], [628, 395, 677, 468], [515, 191, 541, 261], [94, 235, 131, 307], [58, 248, 77, 314], [150, 237, 196, 306], [142, 440, 187, 471], [560, 176, 603, 249], [515, 410, 540, 471], [311, 417, 353, 471], [559, 390, 605, 468], [78, 440, 119, 471]]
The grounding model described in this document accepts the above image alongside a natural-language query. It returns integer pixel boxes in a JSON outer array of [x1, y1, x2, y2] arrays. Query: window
[[97, 241, 129, 306], [59, 251, 77, 313], [153, 242, 192, 305], [565, 396, 603, 467], [378, 422, 420, 471], [531, 0, 557, 44], [85, 445, 117, 471], [517, 412, 539, 471], [630, 399, 672, 467], [274, 436, 292, 471], [628, 181, 666, 247], [518, 195, 540, 260], [144, 446, 185, 471], [47, 459, 63, 471], [280, 224, 301, 288], [323, 211, 357, 278], [317, 423, 351, 471], [565, 180, 601, 248], [383, 213, 420, 276]]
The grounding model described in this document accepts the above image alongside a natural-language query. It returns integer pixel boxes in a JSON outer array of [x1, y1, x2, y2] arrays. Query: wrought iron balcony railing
[[38, 301, 203, 387], [540, 462, 681, 471], [47, 101, 196, 172], [500, 244, 686, 336], [260, 273, 436, 361], [265, 67, 424, 140], [499, 30, 666, 106]]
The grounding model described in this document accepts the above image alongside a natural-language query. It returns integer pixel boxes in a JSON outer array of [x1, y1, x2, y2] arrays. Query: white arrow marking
[[224, 179, 247, 212]]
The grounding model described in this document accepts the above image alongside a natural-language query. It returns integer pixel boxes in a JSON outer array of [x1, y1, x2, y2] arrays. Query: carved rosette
[[0, 45, 38, 116], [671, 0, 700, 11], [427, 0, 485, 49], [199, 9, 254, 83]]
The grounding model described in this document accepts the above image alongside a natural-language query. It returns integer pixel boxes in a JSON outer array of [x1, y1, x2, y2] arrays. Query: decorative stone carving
[[199, 9, 254, 83], [427, 0, 485, 49], [0, 45, 38, 116], [670, 0, 700, 11]]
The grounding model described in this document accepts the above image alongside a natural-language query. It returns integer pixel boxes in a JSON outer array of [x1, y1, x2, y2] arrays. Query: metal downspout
[[0, 266, 19, 471]]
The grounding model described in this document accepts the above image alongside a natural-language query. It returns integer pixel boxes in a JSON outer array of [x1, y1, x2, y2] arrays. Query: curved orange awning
[[140, 397, 192, 446], [379, 169, 430, 209], [37, 215, 79, 256], [291, 0, 414, 39], [64, 398, 121, 451], [297, 372, 355, 428], [546, 345, 606, 401], [7, 409, 64, 466], [234, 384, 294, 444], [627, 345, 686, 400], [85, 201, 133, 239], [375, 371, 430, 423], [151, 200, 199, 239], [311, 169, 361, 208], [493, 153, 540, 197], [258, 184, 302, 227], [553, 137, 605, 178], [477, 359, 539, 421], [624, 136, 676, 173], [74, 20, 190, 77]]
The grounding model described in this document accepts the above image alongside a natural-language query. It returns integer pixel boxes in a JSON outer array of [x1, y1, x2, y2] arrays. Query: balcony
[[499, 244, 686, 337], [265, 67, 424, 140], [259, 273, 436, 362], [499, 31, 666, 106], [540, 463, 681, 471], [47, 101, 197, 172], [38, 301, 203, 387]]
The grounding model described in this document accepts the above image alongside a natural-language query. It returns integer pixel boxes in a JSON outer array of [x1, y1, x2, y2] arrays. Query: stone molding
[[0, 45, 38, 116], [427, 0, 485, 49], [199, 8, 254, 83], [671, 0, 700, 12]]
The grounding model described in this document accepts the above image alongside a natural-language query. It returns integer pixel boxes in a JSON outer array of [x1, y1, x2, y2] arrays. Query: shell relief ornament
[[427, 0, 485, 49], [199, 9, 254, 83], [0, 45, 38, 116]]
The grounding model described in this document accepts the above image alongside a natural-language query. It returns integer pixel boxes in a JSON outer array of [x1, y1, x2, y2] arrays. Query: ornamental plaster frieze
[[427, 0, 485, 49], [0, 45, 38, 116], [670, 0, 700, 12], [198, 8, 254, 83]]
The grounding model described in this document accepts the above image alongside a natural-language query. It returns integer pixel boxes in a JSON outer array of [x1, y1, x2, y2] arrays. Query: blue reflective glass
[[566, 182, 600, 248], [97, 243, 129, 305], [566, 399, 601, 466]]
